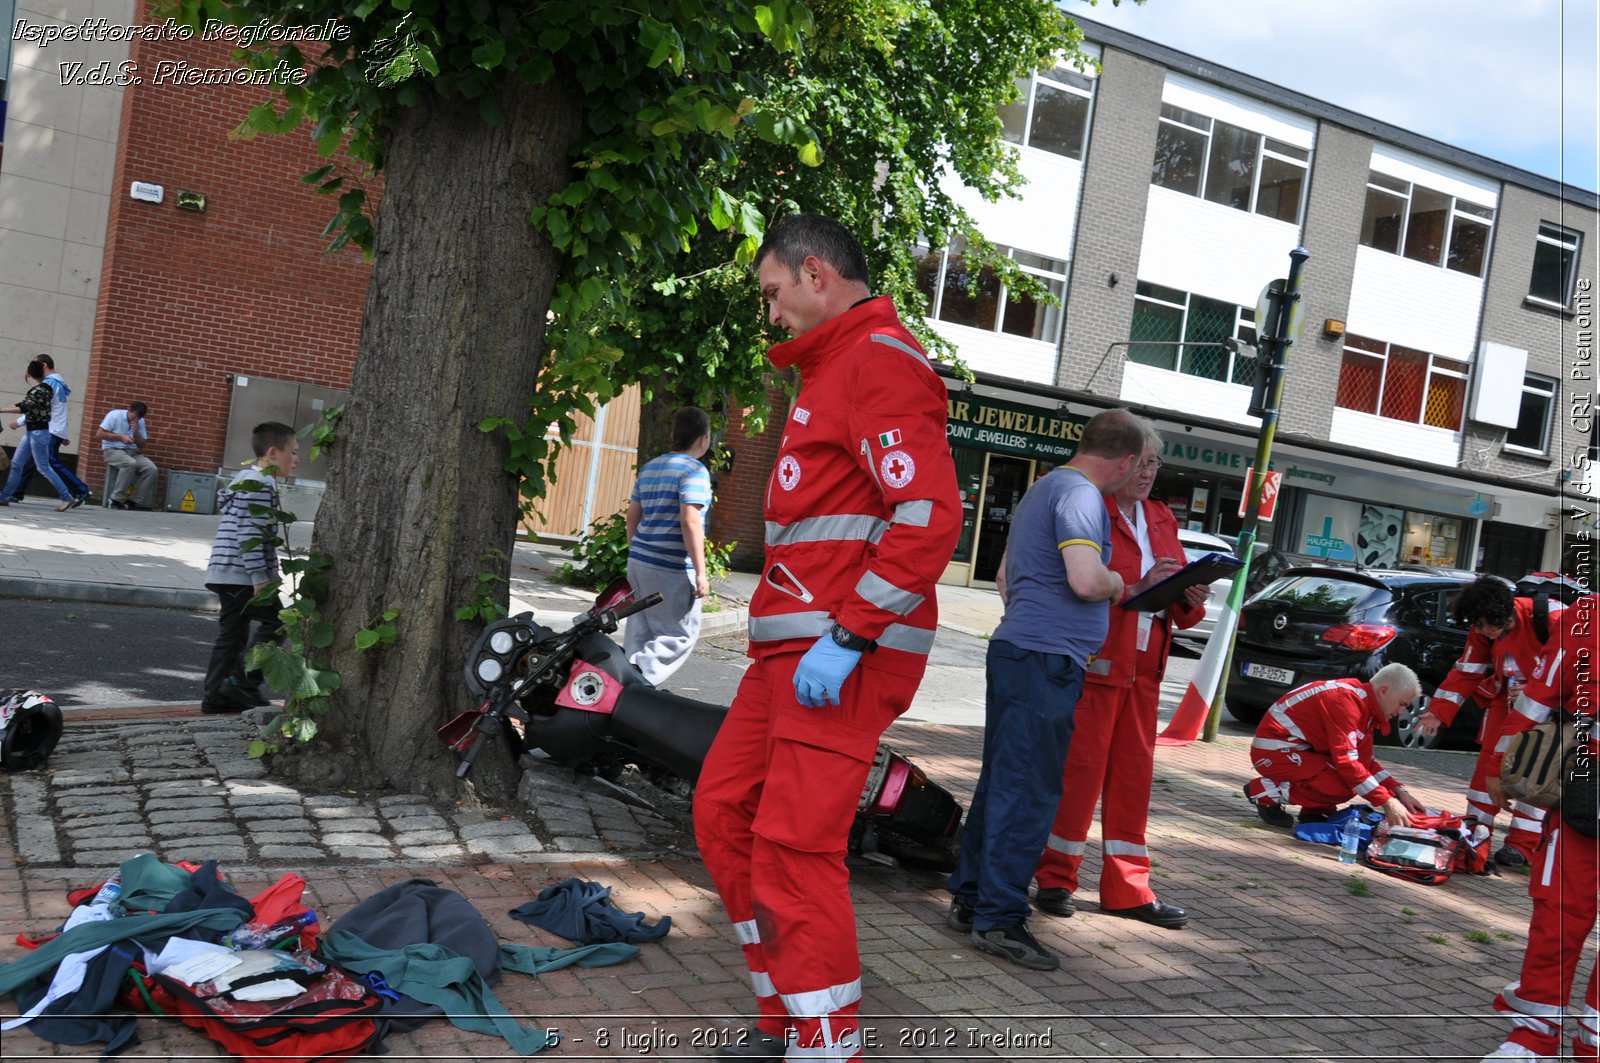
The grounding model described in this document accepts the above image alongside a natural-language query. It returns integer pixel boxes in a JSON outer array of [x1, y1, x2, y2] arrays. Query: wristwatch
[[829, 622, 877, 653]]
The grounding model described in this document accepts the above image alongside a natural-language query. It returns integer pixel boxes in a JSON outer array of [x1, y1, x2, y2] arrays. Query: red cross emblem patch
[[880, 450, 915, 488], [777, 455, 801, 491]]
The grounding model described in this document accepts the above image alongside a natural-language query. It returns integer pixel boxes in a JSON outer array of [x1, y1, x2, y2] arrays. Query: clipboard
[[1121, 552, 1243, 612]]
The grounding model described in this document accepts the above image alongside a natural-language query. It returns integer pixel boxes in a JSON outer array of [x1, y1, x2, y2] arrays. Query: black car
[[1225, 566, 1479, 749]]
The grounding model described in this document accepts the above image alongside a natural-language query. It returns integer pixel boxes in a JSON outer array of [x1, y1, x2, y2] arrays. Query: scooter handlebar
[[610, 592, 662, 622]]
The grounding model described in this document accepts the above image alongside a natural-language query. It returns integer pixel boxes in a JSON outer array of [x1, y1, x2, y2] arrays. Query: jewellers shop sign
[[946, 394, 1088, 461]]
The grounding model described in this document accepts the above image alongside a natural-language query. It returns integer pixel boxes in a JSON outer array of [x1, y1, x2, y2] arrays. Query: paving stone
[[130, 768, 206, 782], [466, 834, 547, 856], [50, 770, 130, 788], [151, 820, 237, 839], [147, 806, 228, 825], [385, 815, 449, 833], [16, 824, 62, 864], [227, 793, 306, 810], [303, 794, 362, 809], [239, 817, 315, 832], [211, 761, 268, 779], [546, 836, 602, 853], [319, 832, 390, 847], [144, 796, 231, 812], [393, 829, 456, 846], [72, 835, 155, 851], [229, 781, 302, 798], [164, 844, 249, 863], [58, 812, 146, 830], [456, 819, 531, 840], [377, 804, 437, 820], [51, 799, 138, 818], [376, 794, 432, 808], [328, 846, 393, 860], [251, 831, 317, 845], [313, 817, 382, 834], [598, 831, 648, 850], [258, 845, 327, 859], [145, 781, 226, 798], [398, 844, 465, 861]]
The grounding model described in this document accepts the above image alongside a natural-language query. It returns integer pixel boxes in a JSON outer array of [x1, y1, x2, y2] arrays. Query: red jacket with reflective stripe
[[1084, 498, 1204, 687], [1252, 678, 1402, 805], [749, 297, 961, 677], [1425, 597, 1561, 728], [1496, 594, 1597, 764]]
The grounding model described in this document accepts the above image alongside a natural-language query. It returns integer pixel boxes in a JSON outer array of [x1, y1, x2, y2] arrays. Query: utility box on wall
[[165, 471, 218, 515], [221, 375, 348, 484]]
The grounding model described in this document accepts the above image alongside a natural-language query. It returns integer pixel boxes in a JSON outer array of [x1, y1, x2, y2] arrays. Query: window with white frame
[[997, 65, 1094, 161], [1529, 223, 1581, 306], [1128, 281, 1257, 382], [914, 239, 1067, 342], [1149, 103, 1309, 224], [1505, 373, 1558, 452], [1359, 172, 1494, 276], [1335, 334, 1468, 430]]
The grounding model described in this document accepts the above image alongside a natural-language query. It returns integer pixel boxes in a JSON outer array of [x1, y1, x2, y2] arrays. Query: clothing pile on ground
[[0, 855, 658, 1061]]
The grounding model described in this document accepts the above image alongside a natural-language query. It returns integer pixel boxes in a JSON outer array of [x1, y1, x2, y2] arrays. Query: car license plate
[[1243, 663, 1294, 685]]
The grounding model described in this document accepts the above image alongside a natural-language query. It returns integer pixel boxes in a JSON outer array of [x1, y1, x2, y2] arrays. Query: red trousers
[[1246, 747, 1368, 810], [693, 652, 919, 1062], [1034, 675, 1159, 909], [1493, 815, 1600, 1060], [1465, 699, 1547, 857]]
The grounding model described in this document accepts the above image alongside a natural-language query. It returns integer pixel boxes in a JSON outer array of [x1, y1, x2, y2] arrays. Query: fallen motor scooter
[[437, 582, 964, 870]]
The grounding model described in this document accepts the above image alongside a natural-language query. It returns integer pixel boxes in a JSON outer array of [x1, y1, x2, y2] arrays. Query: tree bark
[[269, 75, 584, 803]]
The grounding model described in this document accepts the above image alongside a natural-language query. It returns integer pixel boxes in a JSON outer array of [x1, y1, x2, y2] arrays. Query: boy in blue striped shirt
[[624, 407, 713, 685], [201, 422, 298, 713]]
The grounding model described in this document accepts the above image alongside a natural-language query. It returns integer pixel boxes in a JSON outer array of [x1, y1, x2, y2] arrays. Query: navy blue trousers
[[948, 638, 1085, 932]]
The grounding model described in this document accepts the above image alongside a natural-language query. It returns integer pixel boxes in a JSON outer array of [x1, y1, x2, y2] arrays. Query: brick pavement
[[1, 704, 1569, 1061]]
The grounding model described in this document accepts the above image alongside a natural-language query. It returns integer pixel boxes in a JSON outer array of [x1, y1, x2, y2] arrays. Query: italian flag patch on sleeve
[[877, 429, 902, 447]]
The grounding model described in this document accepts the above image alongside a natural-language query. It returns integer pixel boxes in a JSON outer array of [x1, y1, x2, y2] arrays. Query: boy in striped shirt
[[624, 407, 713, 685]]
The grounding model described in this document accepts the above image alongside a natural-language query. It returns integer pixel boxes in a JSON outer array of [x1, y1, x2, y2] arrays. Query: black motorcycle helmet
[[0, 689, 64, 770]]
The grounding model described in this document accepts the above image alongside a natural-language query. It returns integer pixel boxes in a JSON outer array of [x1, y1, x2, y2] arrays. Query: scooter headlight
[[476, 658, 504, 684]]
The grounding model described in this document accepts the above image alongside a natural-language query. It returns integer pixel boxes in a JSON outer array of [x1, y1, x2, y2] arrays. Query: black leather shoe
[[947, 896, 974, 932], [125, 500, 152, 511], [1102, 899, 1189, 929], [713, 1028, 787, 1059], [1245, 783, 1295, 828], [1034, 887, 1076, 917]]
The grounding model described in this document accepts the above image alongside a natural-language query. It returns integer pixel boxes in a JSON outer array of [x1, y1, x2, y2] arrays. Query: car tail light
[[1319, 623, 1396, 651]]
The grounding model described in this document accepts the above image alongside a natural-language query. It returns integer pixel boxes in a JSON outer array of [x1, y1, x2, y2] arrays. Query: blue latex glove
[[793, 636, 863, 708]]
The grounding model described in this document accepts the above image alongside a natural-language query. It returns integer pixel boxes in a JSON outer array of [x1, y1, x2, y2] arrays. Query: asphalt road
[[4, 596, 1475, 787]]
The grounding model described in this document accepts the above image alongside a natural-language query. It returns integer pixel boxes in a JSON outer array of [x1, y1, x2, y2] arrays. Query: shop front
[[942, 391, 1087, 586]]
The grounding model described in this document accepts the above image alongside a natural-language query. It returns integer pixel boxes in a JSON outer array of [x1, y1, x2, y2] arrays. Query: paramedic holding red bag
[[693, 214, 961, 1062]]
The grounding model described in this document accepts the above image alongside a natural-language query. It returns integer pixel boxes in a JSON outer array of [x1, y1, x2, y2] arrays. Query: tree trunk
[[634, 379, 683, 468], [268, 75, 584, 803]]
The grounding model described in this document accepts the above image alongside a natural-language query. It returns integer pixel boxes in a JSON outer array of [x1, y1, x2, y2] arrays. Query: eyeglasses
[[1138, 458, 1164, 470]]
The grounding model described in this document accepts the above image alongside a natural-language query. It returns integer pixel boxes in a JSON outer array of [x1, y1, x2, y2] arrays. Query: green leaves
[[354, 607, 401, 652]]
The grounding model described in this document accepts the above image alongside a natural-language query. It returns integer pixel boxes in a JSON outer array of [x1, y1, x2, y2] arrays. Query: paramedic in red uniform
[[1032, 426, 1208, 929], [693, 214, 961, 1062], [1242, 664, 1429, 827], [1482, 593, 1598, 1063], [1414, 576, 1560, 867]]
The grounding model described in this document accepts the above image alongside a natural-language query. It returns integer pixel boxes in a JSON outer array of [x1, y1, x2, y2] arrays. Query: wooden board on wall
[[522, 385, 641, 540]]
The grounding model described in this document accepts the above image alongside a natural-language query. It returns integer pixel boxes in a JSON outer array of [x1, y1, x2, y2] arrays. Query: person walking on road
[[1032, 424, 1207, 930], [1, 354, 90, 505], [693, 214, 961, 1061], [623, 406, 713, 686], [0, 359, 81, 512], [945, 407, 1147, 972]]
